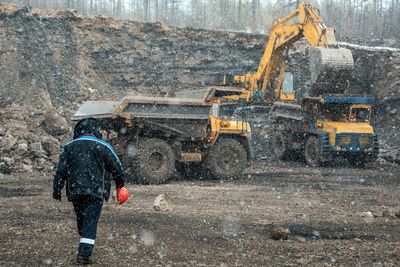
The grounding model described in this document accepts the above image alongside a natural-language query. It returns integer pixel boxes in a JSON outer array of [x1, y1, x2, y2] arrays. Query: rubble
[[0, 104, 65, 174]]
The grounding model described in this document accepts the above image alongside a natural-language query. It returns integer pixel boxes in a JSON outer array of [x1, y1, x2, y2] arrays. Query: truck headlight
[[341, 137, 351, 143], [220, 120, 231, 127]]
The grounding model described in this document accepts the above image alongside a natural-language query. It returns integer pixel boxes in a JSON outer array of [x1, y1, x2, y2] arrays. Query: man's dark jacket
[[53, 135, 125, 201]]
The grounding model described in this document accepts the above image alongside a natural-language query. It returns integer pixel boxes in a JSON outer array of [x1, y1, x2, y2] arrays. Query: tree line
[[1, 0, 399, 39]]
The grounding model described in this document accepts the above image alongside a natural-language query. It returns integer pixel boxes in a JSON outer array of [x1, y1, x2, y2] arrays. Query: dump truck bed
[[73, 101, 120, 120], [73, 96, 213, 139], [73, 96, 212, 121]]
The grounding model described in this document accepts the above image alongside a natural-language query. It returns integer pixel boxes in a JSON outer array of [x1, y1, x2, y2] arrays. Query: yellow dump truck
[[270, 95, 379, 167], [73, 87, 253, 184]]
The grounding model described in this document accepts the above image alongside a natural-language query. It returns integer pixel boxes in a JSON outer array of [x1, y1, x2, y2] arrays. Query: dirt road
[[1, 163, 399, 266]]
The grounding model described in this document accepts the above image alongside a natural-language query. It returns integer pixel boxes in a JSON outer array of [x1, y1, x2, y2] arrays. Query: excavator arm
[[231, 2, 353, 101]]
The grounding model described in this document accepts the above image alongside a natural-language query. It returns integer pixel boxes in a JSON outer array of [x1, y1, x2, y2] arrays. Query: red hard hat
[[116, 187, 129, 205]]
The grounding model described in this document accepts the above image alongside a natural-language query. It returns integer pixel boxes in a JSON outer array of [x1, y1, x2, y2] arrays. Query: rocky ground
[[1, 163, 399, 266]]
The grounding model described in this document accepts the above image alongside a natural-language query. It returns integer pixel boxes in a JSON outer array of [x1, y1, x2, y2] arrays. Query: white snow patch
[[339, 42, 400, 52], [221, 217, 241, 237], [126, 144, 139, 157], [44, 258, 53, 265], [140, 230, 155, 246], [128, 245, 138, 255]]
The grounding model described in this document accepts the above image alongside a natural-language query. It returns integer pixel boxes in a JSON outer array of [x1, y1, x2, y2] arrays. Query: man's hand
[[115, 178, 124, 189], [53, 192, 61, 201]]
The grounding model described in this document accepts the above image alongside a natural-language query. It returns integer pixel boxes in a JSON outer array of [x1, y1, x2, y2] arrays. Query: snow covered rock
[[153, 194, 169, 211]]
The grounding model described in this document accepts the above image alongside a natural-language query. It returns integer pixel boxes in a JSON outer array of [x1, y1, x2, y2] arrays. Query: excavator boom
[[233, 2, 354, 100]]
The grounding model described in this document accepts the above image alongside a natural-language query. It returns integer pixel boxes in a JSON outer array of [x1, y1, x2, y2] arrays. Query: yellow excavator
[[223, 2, 379, 167], [224, 2, 353, 101]]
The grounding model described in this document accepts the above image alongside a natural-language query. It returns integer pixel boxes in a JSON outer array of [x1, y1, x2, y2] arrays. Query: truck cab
[[303, 96, 379, 166]]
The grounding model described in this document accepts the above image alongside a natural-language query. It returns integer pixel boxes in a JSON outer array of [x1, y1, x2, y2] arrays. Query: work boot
[[76, 255, 93, 265]]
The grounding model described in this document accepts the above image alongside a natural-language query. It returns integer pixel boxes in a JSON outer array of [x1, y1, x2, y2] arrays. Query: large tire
[[125, 138, 176, 184], [204, 138, 247, 180], [272, 133, 291, 160], [304, 136, 322, 167]]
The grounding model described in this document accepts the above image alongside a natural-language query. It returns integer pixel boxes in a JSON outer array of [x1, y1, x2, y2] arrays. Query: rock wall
[[0, 4, 264, 108]]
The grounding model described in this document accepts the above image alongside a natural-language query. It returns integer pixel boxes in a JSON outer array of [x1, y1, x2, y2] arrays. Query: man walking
[[53, 118, 126, 265]]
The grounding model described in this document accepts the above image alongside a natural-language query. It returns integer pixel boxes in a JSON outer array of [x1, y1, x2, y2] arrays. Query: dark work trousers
[[72, 195, 103, 257]]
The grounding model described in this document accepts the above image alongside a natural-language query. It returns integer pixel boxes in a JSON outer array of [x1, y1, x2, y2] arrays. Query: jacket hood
[[73, 118, 102, 139]]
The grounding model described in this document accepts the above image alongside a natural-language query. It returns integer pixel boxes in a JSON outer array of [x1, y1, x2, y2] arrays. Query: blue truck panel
[[323, 96, 375, 104]]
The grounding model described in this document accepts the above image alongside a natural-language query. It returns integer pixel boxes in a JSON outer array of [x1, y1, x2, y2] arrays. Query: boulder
[[43, 111, 69, 136], [0, 162, 12, 174], [36, 158, 52, 171], [17, 143, 28, 155], [49, 151, 60, 164], [1, 157, 14, 166], [153, 194, 169, 211], [41, 135, 60, 147], [1, 135, 17, 151], [395, 209, 400, 219], [360, 211, 374, 219], [5, 119, 27, 137], [270, 226, 290, 240], [30, 142, 44, 155], [41, 135, 60, 153], [21, 163, 33, 172]]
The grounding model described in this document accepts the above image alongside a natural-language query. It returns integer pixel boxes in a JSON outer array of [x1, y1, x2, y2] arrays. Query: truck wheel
[[205, 138, 247, 180], [127, 139, 176, 184], [272, 133, 290, 160], [304, 136, 322, 167]]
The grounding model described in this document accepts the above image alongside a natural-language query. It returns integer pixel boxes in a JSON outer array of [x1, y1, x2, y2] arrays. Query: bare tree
[[2, 0, 400, 39]]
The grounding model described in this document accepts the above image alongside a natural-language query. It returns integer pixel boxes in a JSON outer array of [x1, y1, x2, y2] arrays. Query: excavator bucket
[[309, 47, 354, 96]]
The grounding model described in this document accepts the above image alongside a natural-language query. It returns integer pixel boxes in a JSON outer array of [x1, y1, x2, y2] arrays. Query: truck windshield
[[211, 103, 219, 118], [320, 104, 350, 122], [350, 108, 370, 122], [283, 72, 294, 93]]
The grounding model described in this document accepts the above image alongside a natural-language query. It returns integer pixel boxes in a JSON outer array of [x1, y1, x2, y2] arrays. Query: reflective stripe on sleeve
[[80, 238, 95, 245]]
